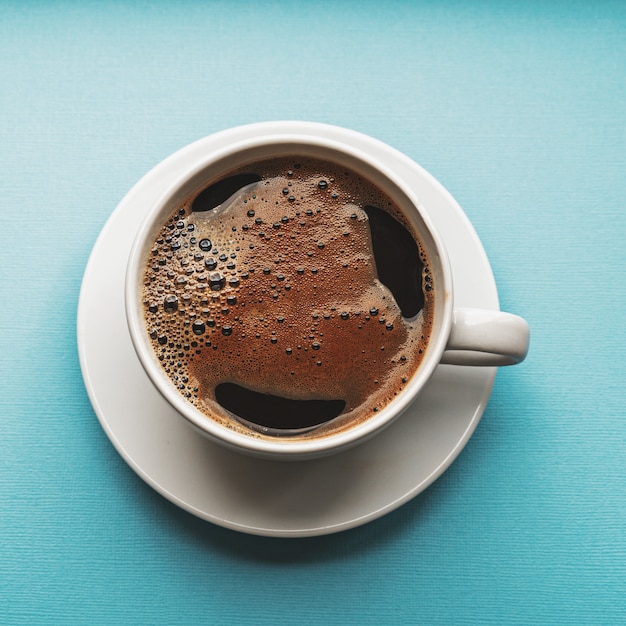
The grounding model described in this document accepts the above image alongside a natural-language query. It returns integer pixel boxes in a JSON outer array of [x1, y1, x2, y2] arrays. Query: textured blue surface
[[1, 1, 625, 624]]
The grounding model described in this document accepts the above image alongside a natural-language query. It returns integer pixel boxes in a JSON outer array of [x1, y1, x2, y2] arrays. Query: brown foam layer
[[141, 156, 434, 439]]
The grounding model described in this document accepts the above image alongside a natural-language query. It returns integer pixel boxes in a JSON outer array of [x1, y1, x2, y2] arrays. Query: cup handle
[[441, 308, 530, 366]]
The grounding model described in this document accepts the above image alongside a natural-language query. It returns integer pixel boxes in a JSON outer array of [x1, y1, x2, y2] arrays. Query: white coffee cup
[[125, 123, 529, 460]]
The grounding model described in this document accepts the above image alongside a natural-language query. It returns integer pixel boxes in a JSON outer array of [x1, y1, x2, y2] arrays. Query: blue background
[[1, 1, 625, 624]]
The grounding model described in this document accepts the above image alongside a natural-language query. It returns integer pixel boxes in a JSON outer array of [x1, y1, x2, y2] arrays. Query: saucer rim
[[77, 122, 498, 537]]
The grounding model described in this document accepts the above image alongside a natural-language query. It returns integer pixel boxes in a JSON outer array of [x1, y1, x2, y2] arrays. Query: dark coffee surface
[[141, 156, 434, 438]]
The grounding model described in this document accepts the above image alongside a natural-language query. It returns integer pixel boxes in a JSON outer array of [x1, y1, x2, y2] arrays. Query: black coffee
[[141, 156, 434, 438]]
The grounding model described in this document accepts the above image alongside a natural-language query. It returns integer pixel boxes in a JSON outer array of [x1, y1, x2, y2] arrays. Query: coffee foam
[[141, 156, 434, 439]]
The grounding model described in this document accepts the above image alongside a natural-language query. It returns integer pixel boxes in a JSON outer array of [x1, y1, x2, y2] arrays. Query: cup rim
[[125, 124, 454, 459]]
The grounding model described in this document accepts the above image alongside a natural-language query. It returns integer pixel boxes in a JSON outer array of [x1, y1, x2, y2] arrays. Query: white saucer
[[77, 122, 499, 537]]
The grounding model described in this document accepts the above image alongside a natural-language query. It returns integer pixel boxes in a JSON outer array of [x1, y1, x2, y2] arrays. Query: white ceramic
[[78, 122, 515, 536], [124, 123, 529, 460]]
